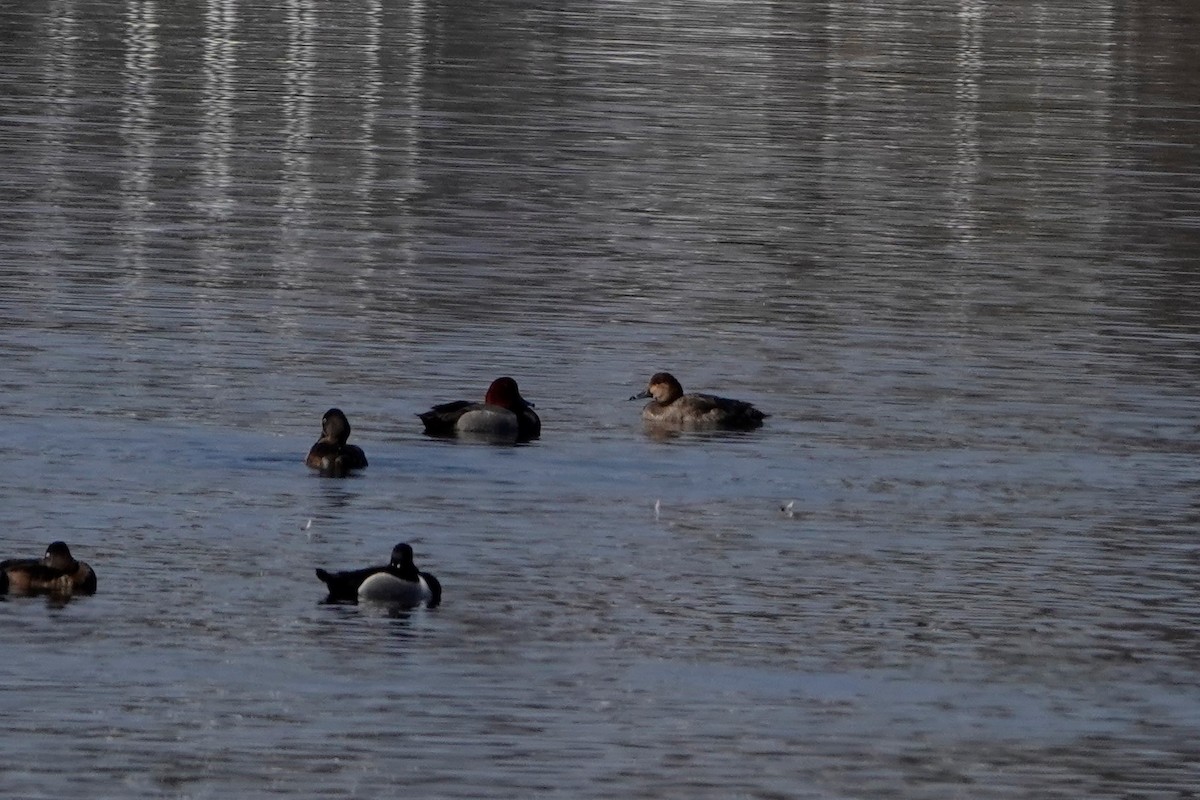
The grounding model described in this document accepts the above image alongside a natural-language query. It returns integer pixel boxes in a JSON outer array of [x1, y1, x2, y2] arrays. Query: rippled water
[[3, 0, 1200, 797]]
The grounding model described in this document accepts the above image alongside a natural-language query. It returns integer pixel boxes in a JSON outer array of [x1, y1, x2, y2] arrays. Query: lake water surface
[[2, 0, 1200, 797]]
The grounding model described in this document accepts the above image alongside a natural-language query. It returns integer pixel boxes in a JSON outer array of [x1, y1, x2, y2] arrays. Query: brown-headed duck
[[315, 542, 441, 607], [419, 376, 540, 442], [632, 371, 767, 430], [306, 408, 368, 475], [1, 541, 97, 596]]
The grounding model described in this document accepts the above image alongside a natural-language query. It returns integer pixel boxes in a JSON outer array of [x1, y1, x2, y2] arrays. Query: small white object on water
[[654, 499, 661, 520], [302, 518, 313, 530], [782, 501, 796, 518]]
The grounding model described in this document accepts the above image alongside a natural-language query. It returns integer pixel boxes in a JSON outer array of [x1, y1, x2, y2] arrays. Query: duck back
[[315, 565, 381, 602], [418, 400, 475, 436], [306, 442, 368, 475], [644, 392, 765, 430]]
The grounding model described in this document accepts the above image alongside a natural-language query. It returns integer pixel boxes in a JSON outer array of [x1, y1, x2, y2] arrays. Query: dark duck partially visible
[[305, 408, 369, 475], [315, 543, 441, 608], [1, 541, 97, 596]]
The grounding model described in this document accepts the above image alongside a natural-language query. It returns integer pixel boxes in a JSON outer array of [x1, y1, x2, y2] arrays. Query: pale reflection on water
[[2, 0, 1200, 797]]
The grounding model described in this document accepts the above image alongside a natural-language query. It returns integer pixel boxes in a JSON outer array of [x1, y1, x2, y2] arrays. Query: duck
[[631, 371, 767, 430], [315, 542, 441, 607], [418, 376, 541, 442], [1, 541, 97, 596], [306, 408, 368, 475]]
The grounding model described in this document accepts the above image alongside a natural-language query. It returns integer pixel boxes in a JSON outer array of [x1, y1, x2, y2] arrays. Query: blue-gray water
[[2, 0, 1200, 797]]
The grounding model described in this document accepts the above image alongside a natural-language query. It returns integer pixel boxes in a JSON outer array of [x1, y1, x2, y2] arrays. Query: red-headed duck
[[1, 541, 97, 596], [306, 408, 368, 475], [315, 543, 441, 607], [632, 372, 767, 430], [419, 376, 541, 442]]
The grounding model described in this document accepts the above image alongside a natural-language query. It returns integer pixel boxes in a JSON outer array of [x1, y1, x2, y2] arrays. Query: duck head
[[631, 372, 684, 404], [42, 541, 78, 571], [484, 377, 531, 411], [321, 408, 352, 444]]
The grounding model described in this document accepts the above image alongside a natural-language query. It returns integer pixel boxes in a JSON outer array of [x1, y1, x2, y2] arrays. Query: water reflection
[[949, 0, 982, 247], [312, 477, 363, 512], [119, 0, 159, 273], [199, 0, 237, 229], [277, 0, 316, 259], [387, 0, 426, 274], [34, 0, 81, 259], [319, 597, 428, 625], [0, 593, 89, 610], [1018, 0, 1116, 247]]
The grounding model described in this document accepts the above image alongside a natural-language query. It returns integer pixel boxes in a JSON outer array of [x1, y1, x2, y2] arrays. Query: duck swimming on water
[[306, 408, 368, 475], [315, 543, 441, 608], [632, 372, 766, 431], [419, 377, 540, 442], [1, 541, 97, 596]]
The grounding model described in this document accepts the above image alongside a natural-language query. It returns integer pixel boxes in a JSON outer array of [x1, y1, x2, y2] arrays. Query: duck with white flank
[[419, 376, 540, 442], [316, 543, 441, 608]]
